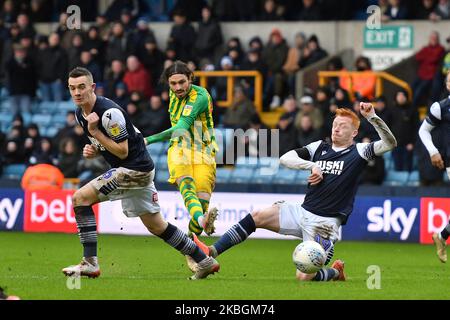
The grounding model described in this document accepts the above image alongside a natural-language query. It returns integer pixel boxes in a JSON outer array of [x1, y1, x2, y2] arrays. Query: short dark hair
[[160, 60, 194, 84], [68, 67, 94, 83]]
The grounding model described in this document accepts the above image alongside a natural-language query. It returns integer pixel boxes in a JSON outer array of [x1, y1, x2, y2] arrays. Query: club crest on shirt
[[109, 123, 121, 137], [182, 105, 193, 116]]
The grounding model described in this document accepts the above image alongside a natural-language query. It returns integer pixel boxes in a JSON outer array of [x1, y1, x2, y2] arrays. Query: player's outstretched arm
[[279, 148, 320, 171], [360, 102, 397, 155]]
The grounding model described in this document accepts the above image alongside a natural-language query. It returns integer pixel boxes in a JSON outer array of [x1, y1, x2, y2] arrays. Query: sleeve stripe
[[363, 142, 375, 160]]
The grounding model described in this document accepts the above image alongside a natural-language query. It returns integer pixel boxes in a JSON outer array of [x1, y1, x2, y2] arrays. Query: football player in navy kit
[[62, 67, 219, 280], [419, 71, 450, 263], [193, 103, 397, 281]]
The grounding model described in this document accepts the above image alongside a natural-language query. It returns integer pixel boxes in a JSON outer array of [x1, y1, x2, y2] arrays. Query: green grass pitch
[[0, 232, 449, 300]]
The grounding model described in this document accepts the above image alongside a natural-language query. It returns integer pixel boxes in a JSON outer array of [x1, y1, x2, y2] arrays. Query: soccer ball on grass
[[292, 240, 327, 274]]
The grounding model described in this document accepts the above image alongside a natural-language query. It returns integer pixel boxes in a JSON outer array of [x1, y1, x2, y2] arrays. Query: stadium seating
[[252, 171, 274, 184], [156, 154, 168, 170], [407, 171, 420, 186], [236, 156, 258, 169], [216, 167, 232, 183], [273, 168, 297, 185], [229, 168, 254, 183], [155, 169, 170, 183], [295, 170, 310, 185], [31, 114, 52, 126], [2, 164, 27, 179], [147, 142, 167, 156], [384, 170, 409, 186], [383, 152, 394, 171]]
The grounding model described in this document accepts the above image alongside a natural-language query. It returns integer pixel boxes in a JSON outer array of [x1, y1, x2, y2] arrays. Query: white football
[[292, 240, 327, 274]]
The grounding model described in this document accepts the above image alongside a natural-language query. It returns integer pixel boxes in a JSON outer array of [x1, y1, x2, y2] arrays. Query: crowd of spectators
[[0, 0, 448, 187]]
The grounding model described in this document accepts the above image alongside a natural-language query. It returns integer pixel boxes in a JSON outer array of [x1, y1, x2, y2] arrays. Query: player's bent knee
[[251, 206, 280, 230], [72, 191, 89, 209]]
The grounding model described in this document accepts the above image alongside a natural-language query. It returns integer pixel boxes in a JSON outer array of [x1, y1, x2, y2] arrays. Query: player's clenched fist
[[86, 112, 100, 135], [308, 165, 323, 186], [359, 102, 376, 119], [83, 144, 99, 159]]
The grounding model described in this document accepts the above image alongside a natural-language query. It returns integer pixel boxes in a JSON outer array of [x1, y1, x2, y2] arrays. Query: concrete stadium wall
[[35, 20, 450, 56]]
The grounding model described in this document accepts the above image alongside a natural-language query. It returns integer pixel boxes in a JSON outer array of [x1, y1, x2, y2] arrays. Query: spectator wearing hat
[[214, 56, 235, 102], [294, 95, 323, 132], [241, 48, 268, 97], [390, 89, 419, 171], [299, 34, 328, 68], [263, 28, 289, 109], [131, 16, 156, 55], [112, 81, 130, 108], [84, 26, 106, 68], [120, 9, 134, 35], [94, 82, 106, 96], [36, 32, 67, 102], [5, 43, 37, 114], [139, 37, 165, 87], [248, 36, 264, 53], [223, 86, 257, 129], [194, 5, 223, 63], [340, 55, 377, 101], [168, 10, 197, 62]]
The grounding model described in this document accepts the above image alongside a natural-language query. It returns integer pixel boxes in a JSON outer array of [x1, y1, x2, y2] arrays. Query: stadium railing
[[194, 70, 263, 113]]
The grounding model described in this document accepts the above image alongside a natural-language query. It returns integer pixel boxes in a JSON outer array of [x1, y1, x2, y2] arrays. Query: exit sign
[[364, 26, 413, 49]]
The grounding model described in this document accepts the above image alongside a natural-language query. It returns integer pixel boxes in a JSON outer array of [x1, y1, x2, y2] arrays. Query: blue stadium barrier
[[155, 170, 170, 183], [274, 168, 298, 185], [216, 168, 232, 183], [31, 114, 52, 126], [229, 168, 254, 183], [384, 170, 409, 186], [236, 156, 258, 169], [2, 164, 27, 179], [407, 171, 420, 186], [157, 155, 168, 170], [252, 172, 274, 184], [147, 142, 167, 156], [45, 126, 59, 138], [295, 170, 310, 185], [383, 151, 394, 170], [52, 114, 67, 125]]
